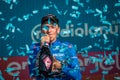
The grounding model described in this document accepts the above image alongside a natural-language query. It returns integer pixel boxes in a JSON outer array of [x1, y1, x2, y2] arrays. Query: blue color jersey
[[28, 39, 82, 80]]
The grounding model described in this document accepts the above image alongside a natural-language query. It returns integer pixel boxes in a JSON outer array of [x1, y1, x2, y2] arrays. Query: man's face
[[41, 23, 60, 43]]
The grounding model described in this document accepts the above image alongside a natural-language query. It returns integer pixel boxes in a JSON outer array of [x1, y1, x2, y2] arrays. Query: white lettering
[[7, 61, 28, 76]]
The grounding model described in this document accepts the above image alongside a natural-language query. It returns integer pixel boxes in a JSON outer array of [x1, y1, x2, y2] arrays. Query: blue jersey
[[28, 39, 82, 80]]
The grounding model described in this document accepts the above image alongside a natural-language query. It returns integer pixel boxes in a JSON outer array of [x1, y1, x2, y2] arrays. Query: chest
[[50, 46, 68, 61]]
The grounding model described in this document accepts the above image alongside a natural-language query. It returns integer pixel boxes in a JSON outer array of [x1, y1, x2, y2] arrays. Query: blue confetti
[[85, 8, 95, 14], [114, 33, 119, 36], [77, 23, 82, 26], [78, 2, 84, 7], [42, 25, 49, 31], [26, 50, 34, 54], [28, 59, 31, 65], [48, 18, 51, 24], [81, 52, 88, 57], [5, 67, 15, 72], [104, 55, 115, 65], [53, 4, 58, 10], [118, 11, 120, 15], [8, 49, 14, 56], [4, 34, 10, 40], [96, 8, 102, 14], [5, 23, 15, 33], [70, 11, 81, 18], [42, 4, 50, 10], [0, 18, 5, 21], [23, 14, 30, 20], [104, 51, 107, 58], [16, 77, 20, 80], [94, 13, 100, 17], [10, 4, 13, 9], [77, 34, 83, 37], [101, 21, 111, 26], [100, 16, 107, 22], [66, 20, 72, 25], [103, 4, 108, 12], [72, 5, 79, 10], [0, 71, 4, 80], [102, 70, 109, 75], [94, 43, 100, 47], [4, 0, 12, 4], [0, 12, 2, 15], [62, 30, 71, 35], [0, 36, 5, 39], [17, 18, 23, 22], [89, 56, 97, 63], [81, 45, 92, 51], [114, 13, 118, 17], [53, 23, 57, 26], [73, 0, 79, 3], [19, 46, 25, 50], [111, 51, 118, 56], [26, 44, 30, 51], [104, 45, 113, 50], [94, 28, 102, 35], [3, 57, 8, 61], [16, 28, 23, 33], [116, 47, 119, 52], [64, 10, 68, 15], [103, 39, 109, 45], [102, 75, 105, 80], [20, 51, 26, 56], [13, 72, 19, 77], [115, 2, 120, 6], [32, 10, 39, 14], [103, 34, 108, 40], [13, 0, 19, 4], [29, 55, 34, 59], [90, 66, 99, 73], [65, 0, 69, 5], [10, 16, 16, 21], [74, 44, 77, 51], [56, 9, 62, 15], [33, 31, 37, 36], [0, 0, 119, 79]]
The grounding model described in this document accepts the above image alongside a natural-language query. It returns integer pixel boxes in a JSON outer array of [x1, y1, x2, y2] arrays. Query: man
[[28, 14, 81, 80]]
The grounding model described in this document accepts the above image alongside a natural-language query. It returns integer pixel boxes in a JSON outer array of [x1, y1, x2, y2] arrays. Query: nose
[[48, 27, 52, 33]]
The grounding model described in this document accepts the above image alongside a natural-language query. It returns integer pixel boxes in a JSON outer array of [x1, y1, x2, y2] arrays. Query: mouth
[[48, 34, 53, 36]]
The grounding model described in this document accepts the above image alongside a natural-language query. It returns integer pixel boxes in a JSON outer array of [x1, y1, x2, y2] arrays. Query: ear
[[57, 27, 60, 34]]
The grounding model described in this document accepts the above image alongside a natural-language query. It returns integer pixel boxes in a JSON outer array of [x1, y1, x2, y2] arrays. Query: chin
[[50, 38, 55, 42]]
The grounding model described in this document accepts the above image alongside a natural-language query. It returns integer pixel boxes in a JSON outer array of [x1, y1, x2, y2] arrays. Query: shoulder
[[60, 41, 77, 56], [60, 41, 74, 49], [30, 43, 40, 50]]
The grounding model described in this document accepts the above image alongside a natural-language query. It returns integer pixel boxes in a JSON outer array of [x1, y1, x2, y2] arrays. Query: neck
[[50, 38, 56, 44]]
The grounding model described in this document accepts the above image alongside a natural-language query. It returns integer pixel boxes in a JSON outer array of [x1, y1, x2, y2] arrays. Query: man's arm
[[61, 44, 82, 80]]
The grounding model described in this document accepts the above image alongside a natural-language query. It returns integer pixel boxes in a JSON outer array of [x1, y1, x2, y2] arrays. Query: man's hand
[[41, 35, 50, 47], [52, 57, 62, 73]]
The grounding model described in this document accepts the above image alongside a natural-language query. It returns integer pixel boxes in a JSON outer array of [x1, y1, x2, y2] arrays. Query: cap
[[41, 14, 59, 26]]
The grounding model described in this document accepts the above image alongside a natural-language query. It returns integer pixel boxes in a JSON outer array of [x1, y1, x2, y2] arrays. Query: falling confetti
[[0, 0, 119, 80]]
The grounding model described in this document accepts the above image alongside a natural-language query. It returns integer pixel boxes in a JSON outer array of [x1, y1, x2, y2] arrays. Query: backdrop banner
[[0, 51, 120, 80]]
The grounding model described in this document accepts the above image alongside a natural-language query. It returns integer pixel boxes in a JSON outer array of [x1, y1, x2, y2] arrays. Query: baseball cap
[[41, 14, 59, 26]]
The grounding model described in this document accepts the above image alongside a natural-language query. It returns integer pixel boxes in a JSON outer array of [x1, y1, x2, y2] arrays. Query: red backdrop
[[0, 51, 120, 80]]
